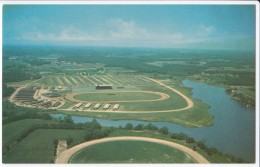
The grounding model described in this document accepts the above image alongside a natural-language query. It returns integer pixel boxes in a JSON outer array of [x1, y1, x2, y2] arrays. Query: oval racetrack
[[55, 136, 209, 164], [63, 76, 194, 113]]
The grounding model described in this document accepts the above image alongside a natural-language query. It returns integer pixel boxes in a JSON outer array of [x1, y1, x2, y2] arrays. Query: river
[[51, 80, 255, 162]]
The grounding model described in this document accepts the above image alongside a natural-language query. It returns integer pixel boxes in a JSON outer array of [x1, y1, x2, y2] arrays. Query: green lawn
[[121, 87, 187, 111], [59, 101, 76, 109], [69, 140, 196, 163], [3, 129, 85, 163], [74, 91, 162, 101]]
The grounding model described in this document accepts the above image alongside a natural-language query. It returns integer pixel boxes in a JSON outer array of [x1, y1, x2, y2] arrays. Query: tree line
[[2, 101, 53, 124], [118, 122, 247, 163]]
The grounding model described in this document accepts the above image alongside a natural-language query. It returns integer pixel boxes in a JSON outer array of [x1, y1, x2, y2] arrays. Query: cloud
[[196, 24, 215, 37], [19, 18, 217, 48], [108, 18, 149, 39], [22, 26, 107, 43]]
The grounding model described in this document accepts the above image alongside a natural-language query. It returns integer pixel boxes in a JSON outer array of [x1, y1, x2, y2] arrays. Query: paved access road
[[55, 136, 209, 164]]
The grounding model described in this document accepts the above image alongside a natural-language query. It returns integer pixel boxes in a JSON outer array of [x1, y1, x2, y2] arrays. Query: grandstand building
[[96, 85, 113, 90]]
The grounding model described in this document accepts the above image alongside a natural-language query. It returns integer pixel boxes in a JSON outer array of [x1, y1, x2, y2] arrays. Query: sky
[[3, 5, 256, 50]]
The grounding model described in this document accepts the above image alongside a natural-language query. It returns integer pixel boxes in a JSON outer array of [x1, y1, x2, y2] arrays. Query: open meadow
[[3, 129, 85, 163]]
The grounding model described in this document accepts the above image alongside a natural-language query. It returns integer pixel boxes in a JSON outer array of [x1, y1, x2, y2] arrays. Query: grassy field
[[74, 91, 163, 102], [3, 129, 85, 163], [68, 85, 188, 111], [2, 118, 237, 163], [69, 140, 196, 163], [2, 119, 57, 148], [59, 101, 76, 109], [31, 75, 157, 87]]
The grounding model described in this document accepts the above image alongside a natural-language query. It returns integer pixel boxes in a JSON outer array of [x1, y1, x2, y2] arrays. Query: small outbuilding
[[84, 103, 92, 108], [74, 103, 82, 108], [94, 103, 101, 109], [103, 104, 110, 109], [113, 104, 120, 110]]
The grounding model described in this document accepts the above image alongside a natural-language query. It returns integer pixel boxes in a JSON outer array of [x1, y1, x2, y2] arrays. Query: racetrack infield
[[62, 76, 193, 113], [69, 140, 197, 163], [56, 136, 209, 163], [67, 91, 170, 103]]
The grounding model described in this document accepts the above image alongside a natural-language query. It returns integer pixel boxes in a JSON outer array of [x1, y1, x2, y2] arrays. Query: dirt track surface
[[63, 76, 194, 113], [9, 86, 25, 103], [141, 76, 194, 110], [55, 136, 209, 164]]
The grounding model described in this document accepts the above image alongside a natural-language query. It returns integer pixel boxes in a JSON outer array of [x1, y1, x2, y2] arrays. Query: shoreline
[[186, 77, 255, 109]]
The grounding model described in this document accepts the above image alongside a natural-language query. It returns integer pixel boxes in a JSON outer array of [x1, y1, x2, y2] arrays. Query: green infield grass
[[74, 91, 163, 102], [69, 140, 197, 163]]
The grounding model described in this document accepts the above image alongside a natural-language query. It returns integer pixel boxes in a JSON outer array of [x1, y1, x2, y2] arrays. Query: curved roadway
[[55, 136, 209, 164], [65, 90, 170, 103]]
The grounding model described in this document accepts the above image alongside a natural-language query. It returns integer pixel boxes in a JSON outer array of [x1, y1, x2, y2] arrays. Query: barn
[[96, 85, 112, 90]]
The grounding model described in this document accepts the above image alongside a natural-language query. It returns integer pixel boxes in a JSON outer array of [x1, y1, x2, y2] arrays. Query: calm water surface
[[51, 80, 255, 161]]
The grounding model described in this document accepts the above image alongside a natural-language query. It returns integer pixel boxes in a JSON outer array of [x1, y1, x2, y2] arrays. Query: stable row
[[73, 103, 120, 110]]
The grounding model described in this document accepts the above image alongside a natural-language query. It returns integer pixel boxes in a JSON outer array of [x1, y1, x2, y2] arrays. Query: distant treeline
[[3, 45, 255, 87]]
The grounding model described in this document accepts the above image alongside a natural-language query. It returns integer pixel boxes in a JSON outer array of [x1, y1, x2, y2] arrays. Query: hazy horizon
[[3, 5, 256, 51]]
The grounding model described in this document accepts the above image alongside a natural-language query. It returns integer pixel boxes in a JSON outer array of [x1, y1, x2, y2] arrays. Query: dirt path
[[9, 86, 25, 103], [104, 75, 123, 85], [49, 77, 54, 84], [140, 76, 194, 110], [76, 76, 87, 86], [63, 76, 73, 86], [32, 77, 44, 84], [69, 76, 80, 86], [95, 76, 111, 85], [56, 77, 64, 86], [55, 136, 209, 164], [83, 76, 97, 85], [91, 76, 103, 85], [107, 75, 126, 85]]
